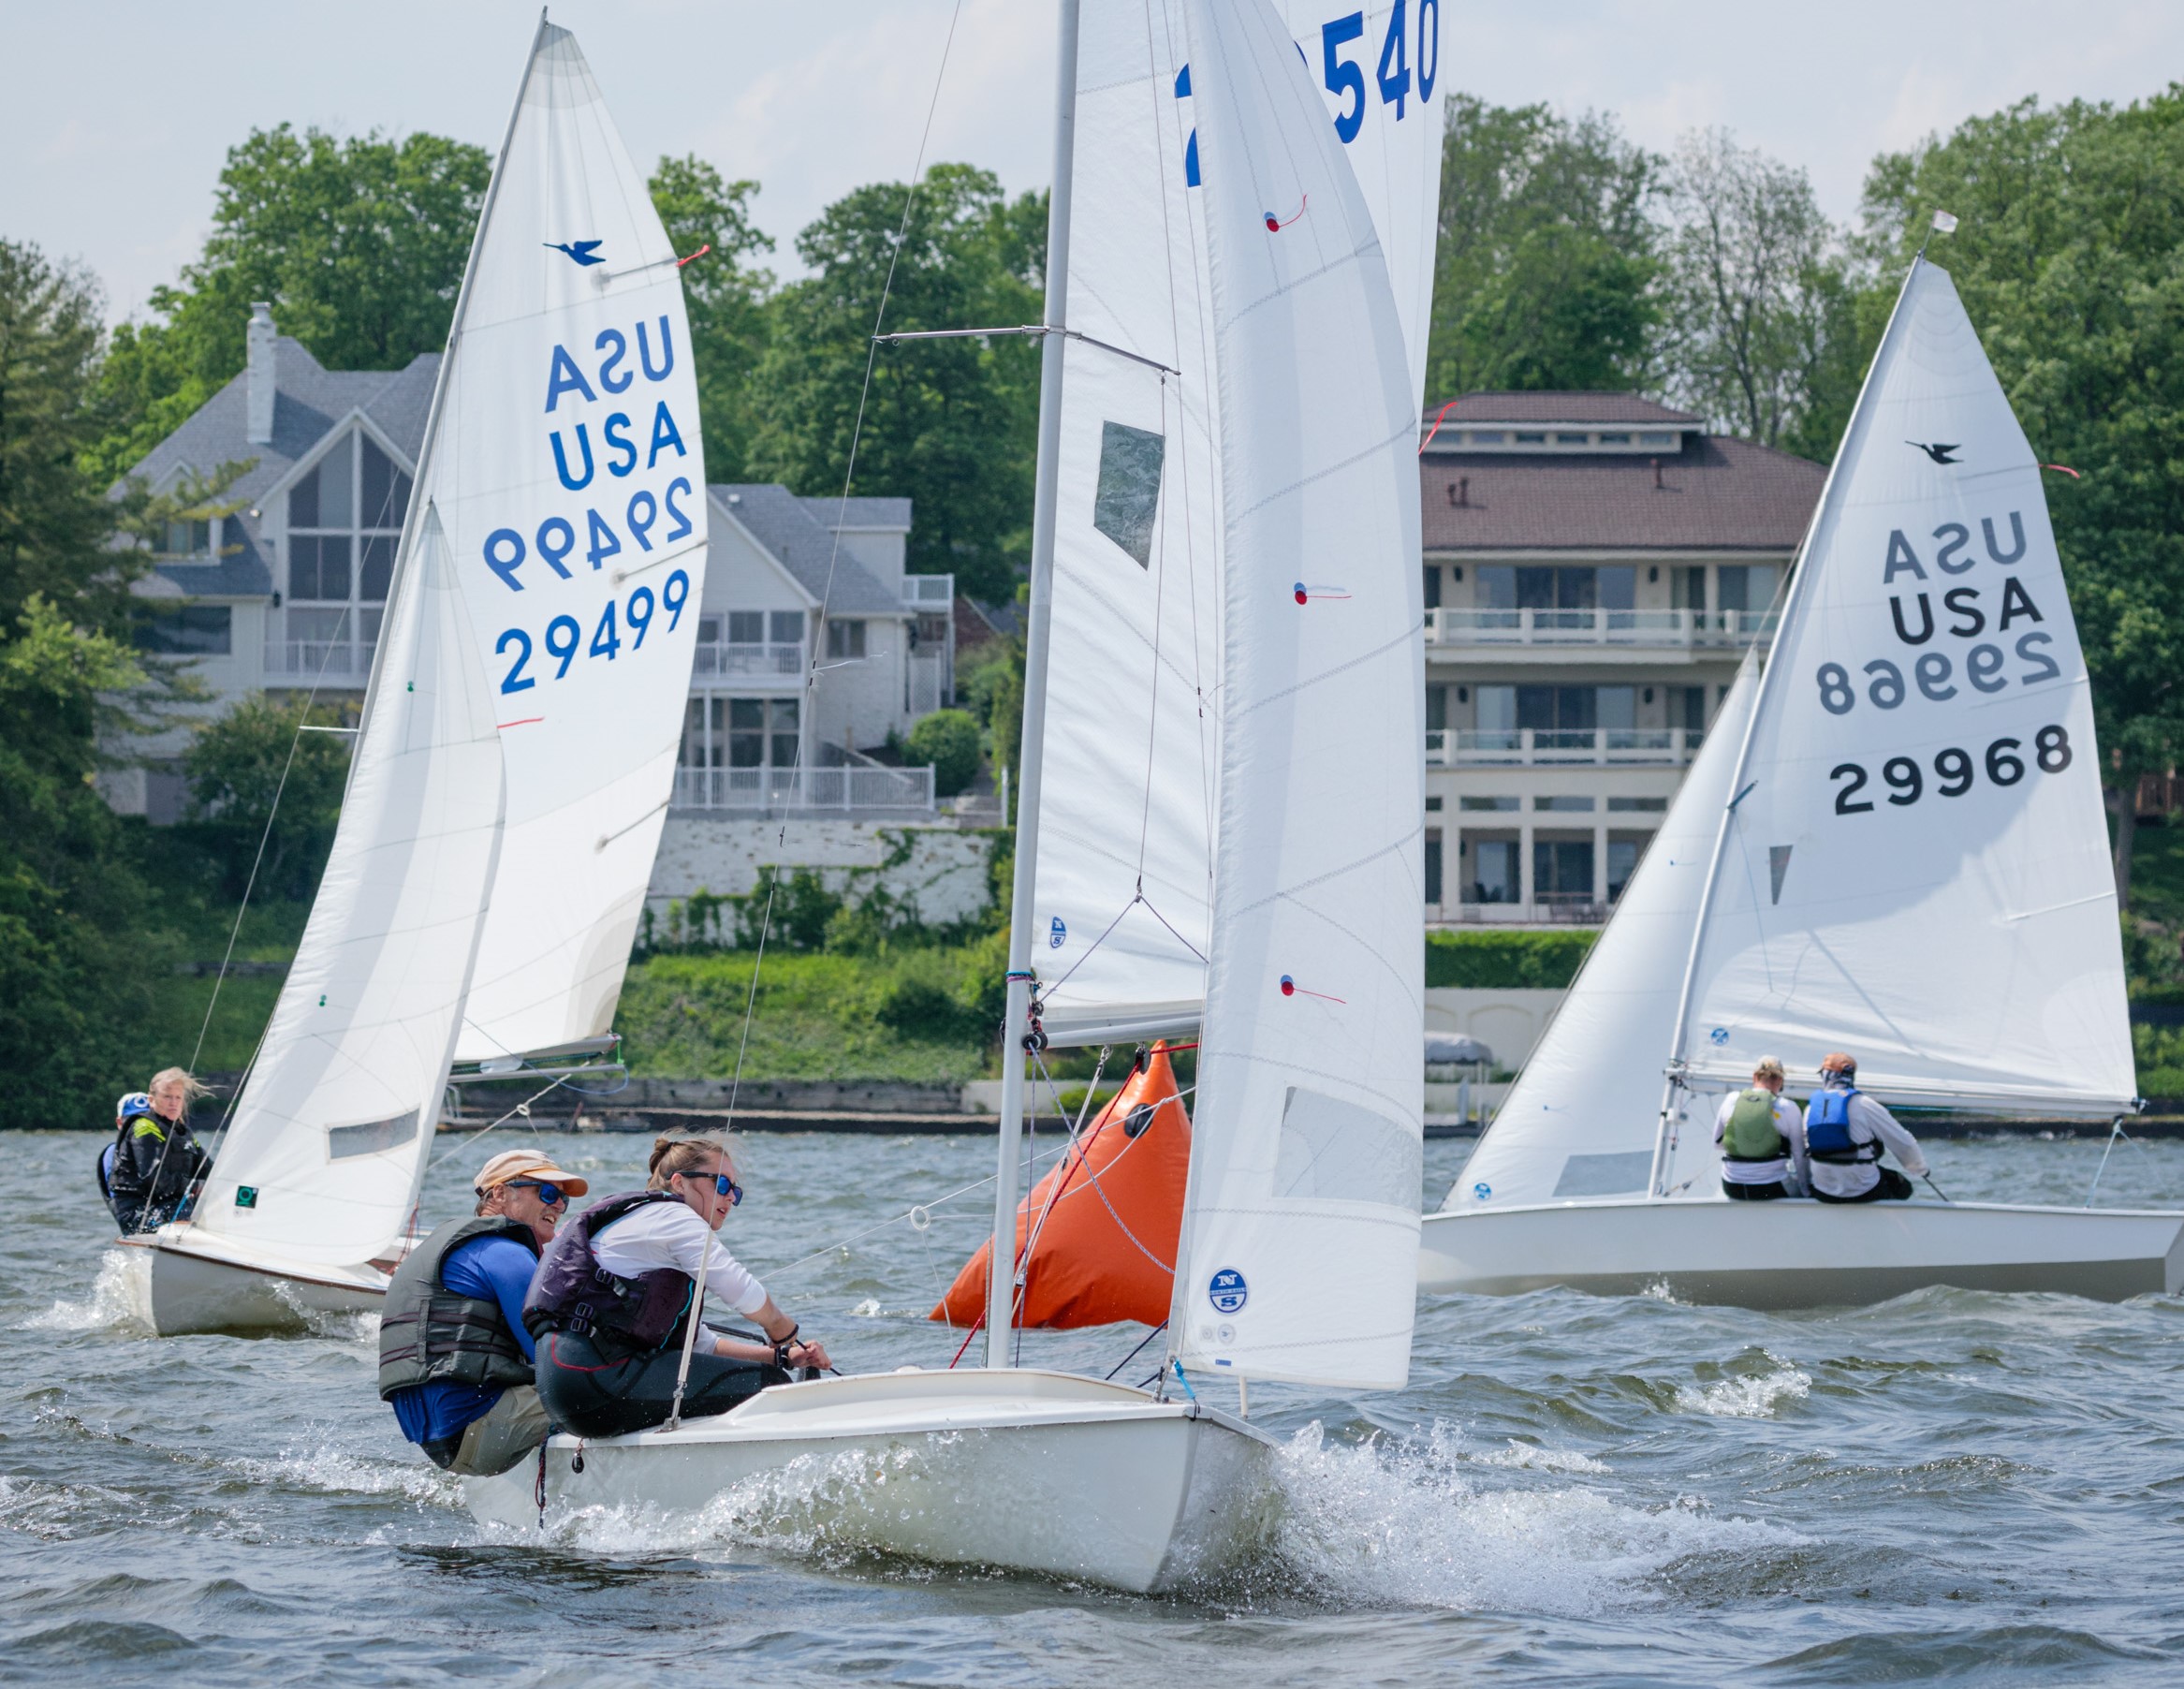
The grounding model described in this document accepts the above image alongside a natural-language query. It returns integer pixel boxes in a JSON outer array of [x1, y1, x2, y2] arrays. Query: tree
[[1860, 90, 2184, 904], [183, 696, 355, 901], [1656, 128, 1861, 454], [88, 126, 490, 483], [747, 164, 1045, 603], [1425, 96, 1660, 400], [648, 155, 775, 482]]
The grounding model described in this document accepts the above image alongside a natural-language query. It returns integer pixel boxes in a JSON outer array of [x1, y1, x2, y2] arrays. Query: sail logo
[[1907, 439, 1961, 464], [544, 240, 605, 267], [1048, 917, 1067, 949], [1208, 1268, 1249, 1314]]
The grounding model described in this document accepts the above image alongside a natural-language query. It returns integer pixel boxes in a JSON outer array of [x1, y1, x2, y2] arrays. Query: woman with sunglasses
[[526, 1135, 830, 1439]]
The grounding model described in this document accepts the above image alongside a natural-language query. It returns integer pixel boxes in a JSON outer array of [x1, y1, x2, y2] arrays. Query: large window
[[1532, 838, 1595, 905], [278, 432, 410, 676], [1477, 565, 1634, 615], [134, 605, 232, 655], [682, 696, 799, 771], [1468, 838, 1519, 904]]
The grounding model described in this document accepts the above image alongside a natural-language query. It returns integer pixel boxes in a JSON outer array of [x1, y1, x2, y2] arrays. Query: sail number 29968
[[1831, 727, 2072, 814]]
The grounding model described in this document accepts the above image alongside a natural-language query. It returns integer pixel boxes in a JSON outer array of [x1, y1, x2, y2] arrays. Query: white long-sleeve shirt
[[1712, 1090, 1809, 1191], [590, 1197, 770, 1316], [1801, 1082, 1928, 1198]]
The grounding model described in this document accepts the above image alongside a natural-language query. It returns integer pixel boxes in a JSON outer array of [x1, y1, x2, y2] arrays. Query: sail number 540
[[1322, 1, 1439, 143], [1830, 727, 2072, 815]]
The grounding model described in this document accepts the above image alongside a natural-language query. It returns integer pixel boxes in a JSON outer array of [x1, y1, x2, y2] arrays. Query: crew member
[[528, 1135, 829, 1439], [1713, 1055, 1808, 1199], [1804, 1051, 1927, 1202], [379, 1150, 588, 1476], [106, 1068, 214, 1232]]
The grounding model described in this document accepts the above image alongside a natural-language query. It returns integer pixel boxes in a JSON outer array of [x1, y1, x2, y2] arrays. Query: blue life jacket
[[1805, 1087, 1879, 1165]]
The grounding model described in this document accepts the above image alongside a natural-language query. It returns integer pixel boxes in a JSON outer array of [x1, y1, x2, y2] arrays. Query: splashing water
[[25, 1249, 150, 1334], [1674, 1357, 1811, 1418]]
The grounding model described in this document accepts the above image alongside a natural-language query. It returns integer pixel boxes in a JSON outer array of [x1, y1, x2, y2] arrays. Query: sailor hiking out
[[1713, 1056, 1809, 1200], [379, 1150, 587, 1476], [102, 1068, 213, 1233], [526, 1136, 829, 1440], [1804, 1052, 1927, 1203]]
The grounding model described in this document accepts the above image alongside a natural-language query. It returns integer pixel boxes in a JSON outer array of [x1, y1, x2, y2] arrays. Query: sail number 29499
[[1830, 727, 2072, 815], [494, 568, 688, 694]]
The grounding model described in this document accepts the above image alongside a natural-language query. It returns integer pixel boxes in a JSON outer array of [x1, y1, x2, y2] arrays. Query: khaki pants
[[442, 1385, 551, 1476]]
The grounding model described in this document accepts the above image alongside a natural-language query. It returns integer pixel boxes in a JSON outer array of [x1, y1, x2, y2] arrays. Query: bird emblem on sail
[[1908, 440, 1962, 464], [544, 240, 605, 266]]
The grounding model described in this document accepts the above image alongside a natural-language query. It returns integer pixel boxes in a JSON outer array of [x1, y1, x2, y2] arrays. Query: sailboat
[[127, 19, 709, 1335], [463, 0, 1429, 1593], [1418, 242, 2184, 1307]]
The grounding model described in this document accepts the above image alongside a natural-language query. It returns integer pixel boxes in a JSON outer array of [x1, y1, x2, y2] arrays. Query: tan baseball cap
[[475, 1148, 589, 1197]]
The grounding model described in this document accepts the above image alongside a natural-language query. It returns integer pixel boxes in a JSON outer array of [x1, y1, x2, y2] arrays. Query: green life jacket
[[1722, 1087, 1787, 1161]]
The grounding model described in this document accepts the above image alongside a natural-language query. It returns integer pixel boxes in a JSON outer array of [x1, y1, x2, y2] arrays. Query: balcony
[[902, 573, 954, 608], [671, 765, 935, 815], [1427, 727, 1703, 767], [691, 641, 804, 680], [1426, 607, 1776, 649]]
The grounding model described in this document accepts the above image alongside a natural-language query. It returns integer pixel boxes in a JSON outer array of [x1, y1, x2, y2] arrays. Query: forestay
[[1031, 0, 1444, 1046], [1167, 0, 1424, 1390], [1449, 663, 1760, 1212], [192, 513, 505, 1266], [426, 24, 708, 1065], [1677, 259, 2133, 1115]]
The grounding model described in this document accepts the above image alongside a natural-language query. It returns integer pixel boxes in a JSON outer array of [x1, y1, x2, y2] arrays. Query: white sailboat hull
[[1417, 1198, 2184, 1307], [464, 1368, 1278, 1594], [121, 1229, 389, 1336]]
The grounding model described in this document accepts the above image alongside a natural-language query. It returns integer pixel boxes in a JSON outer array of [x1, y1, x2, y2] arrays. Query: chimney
[[1651, 456, 1664, 491], [245, 302, 276, 446], [1447, 475, 1471, 509]]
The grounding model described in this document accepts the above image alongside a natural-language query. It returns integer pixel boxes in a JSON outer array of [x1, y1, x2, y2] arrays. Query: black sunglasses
[[504, 1178, 567, 1206]]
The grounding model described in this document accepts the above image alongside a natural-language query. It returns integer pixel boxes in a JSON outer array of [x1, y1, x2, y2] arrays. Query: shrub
[[907, 708, 981, 797], [1425, 929, 1596, 989]]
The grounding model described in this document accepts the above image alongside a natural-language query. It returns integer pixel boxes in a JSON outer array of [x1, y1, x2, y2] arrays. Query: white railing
[[1426, 727, 1703, 767], [671, 765, 936, 814], [263, 640, 375, 681], [1430, 900, 1609, 927], [908, 651, 946, 717], [1425, 607, 1777, 648], [691, 642, 804, 678], [902, 573, 954, 608]]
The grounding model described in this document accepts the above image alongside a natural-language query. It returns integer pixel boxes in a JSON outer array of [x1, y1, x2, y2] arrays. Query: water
[[8, 1125, 2184, 1685]]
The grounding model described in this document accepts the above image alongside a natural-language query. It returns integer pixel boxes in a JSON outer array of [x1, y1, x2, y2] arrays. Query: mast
[[1646, 255, 1929, 1197], [985, 0, 1081, 1365]]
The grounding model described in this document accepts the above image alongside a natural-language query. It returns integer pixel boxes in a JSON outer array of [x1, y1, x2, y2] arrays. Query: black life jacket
[[376, 1216, 541, 1402], [522, 1190, 694, 1355], [1804, 1087, 1881, 1165]]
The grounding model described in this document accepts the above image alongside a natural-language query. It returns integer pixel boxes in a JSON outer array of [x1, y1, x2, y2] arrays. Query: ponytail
[[647, 1133, 735, 1190]]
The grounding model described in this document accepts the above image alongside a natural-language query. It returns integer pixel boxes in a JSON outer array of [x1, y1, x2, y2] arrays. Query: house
[[104, 304, 953, 822], [1417, 392, 1827, 926]]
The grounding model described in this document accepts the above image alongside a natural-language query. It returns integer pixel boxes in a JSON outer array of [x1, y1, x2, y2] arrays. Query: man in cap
[[378, 1150, 589, 1476], [1803, 1052, 1927, 1203]]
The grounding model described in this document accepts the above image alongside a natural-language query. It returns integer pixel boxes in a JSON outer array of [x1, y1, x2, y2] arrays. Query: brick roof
[[1421, 434, 1826, 553], [1423, 391, 1700, 429]]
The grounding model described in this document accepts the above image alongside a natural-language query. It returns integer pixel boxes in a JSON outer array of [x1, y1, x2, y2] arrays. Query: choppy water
[[9, 1124, 2184, 1685]]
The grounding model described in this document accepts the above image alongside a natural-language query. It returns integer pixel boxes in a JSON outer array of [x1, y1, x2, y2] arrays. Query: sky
[[5, 0, 2180, 325]]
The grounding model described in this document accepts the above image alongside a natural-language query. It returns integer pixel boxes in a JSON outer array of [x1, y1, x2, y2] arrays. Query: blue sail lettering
[[550, 423, 596, 491], [545, 345, 596, 412], [637, 316, 675, 381], [646, 401, 687, 468]]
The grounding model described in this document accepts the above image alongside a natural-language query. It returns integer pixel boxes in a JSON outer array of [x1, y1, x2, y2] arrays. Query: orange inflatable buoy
[[932, 1042, 1190, 1329]]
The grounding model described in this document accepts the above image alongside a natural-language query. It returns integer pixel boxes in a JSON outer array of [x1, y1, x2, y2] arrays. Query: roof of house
[[1423, 391, 1702, 429], [710, 484, 904, 615], [125, 337, 439, 596], [1421, 433, 1826, 553]]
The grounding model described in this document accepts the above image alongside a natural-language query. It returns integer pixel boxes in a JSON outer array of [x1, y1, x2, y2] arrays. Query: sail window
[[1092, 421, 1165, 567], [1274, 1087, 1421, 1210], [328, 1110, 419, 1160]]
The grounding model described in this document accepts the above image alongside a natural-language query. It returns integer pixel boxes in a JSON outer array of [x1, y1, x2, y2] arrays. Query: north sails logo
[[1908, 440, 1962, 464]]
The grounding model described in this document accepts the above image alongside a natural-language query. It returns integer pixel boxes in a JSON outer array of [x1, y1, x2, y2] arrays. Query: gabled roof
[[1422, 433, 1826, 553], [123, 336, 439, 597], [1424, 391, 1701, 429], [709, 483, 903, 615]]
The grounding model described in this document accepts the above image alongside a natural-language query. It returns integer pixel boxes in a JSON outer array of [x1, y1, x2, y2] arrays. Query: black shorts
[[1722, 1179, 1789, 1200], [1812, 1167, 1915, 1204]]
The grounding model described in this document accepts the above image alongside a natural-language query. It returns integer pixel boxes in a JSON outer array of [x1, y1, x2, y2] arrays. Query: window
[[1514, 431, 1546, 444], [1597, 685, 1635, 730], [1422, 565, 1441, 610], [683, 696, 799, 771], [1533, 795, 1594, 812], [1425, 795, 1443, 812], [1555, 433, 1589, 445], [1677, 686, 1708, 732], [1468, 431, 1502, 444], [1424, 831, 1443, 904], [1717, 564, 1778, 615], [1469, 839, 1519, 904], [1459, 795, 1518, 813], [1474, 686, 1516, 734], [1517, 686, 1595, 731], [1640, 431, 1678, 447], [1607, 796, 1668, 813], [161, 518, 213, 556], [1671, 565, 1707, 611], [1533, 838, 1595, 903], [1607, 836, 1647, 902], [1598, 432, 1631, 444], [281, 431, 410, 677], [1425, 684, 1447, 733], [134, 605, 232, 655], [727, 611, 765, 646], [770, 610, 805, 646], [827, 619, 866, 659], [1477, 565, 1629, 614]]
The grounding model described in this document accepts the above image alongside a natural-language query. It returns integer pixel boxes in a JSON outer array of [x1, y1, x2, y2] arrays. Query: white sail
[[1449, 660, 1760, 1212], [1166, 0, 1424, 1390], [1677, 259, 2133, 1115], [192, 512, 504, 1266], [1033, 0, 1442, 1046], [429, 24, 708, 1065]]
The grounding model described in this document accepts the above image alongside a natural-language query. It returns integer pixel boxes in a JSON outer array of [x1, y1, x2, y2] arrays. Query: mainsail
[[1031, 0, 1444, 1046], [189, 513, 504, 1266], [1674, 259, 2133, 1116], [1165, 0, 1425, 1390], [426, 24, 709, 1066]]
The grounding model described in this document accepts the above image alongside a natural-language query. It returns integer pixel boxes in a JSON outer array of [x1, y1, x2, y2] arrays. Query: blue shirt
[[388, 1233, 539, 1447]]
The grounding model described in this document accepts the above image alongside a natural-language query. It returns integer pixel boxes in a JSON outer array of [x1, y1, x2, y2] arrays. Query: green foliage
[[1426, 929, 1596, 989], [1426, 96, 1660, 398], [747, 165, 1045, 603], [89, 126, 489, 481], [181, 695, 354, 901], [906, 707, 981, 796], [647, 155, 775, 482]]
